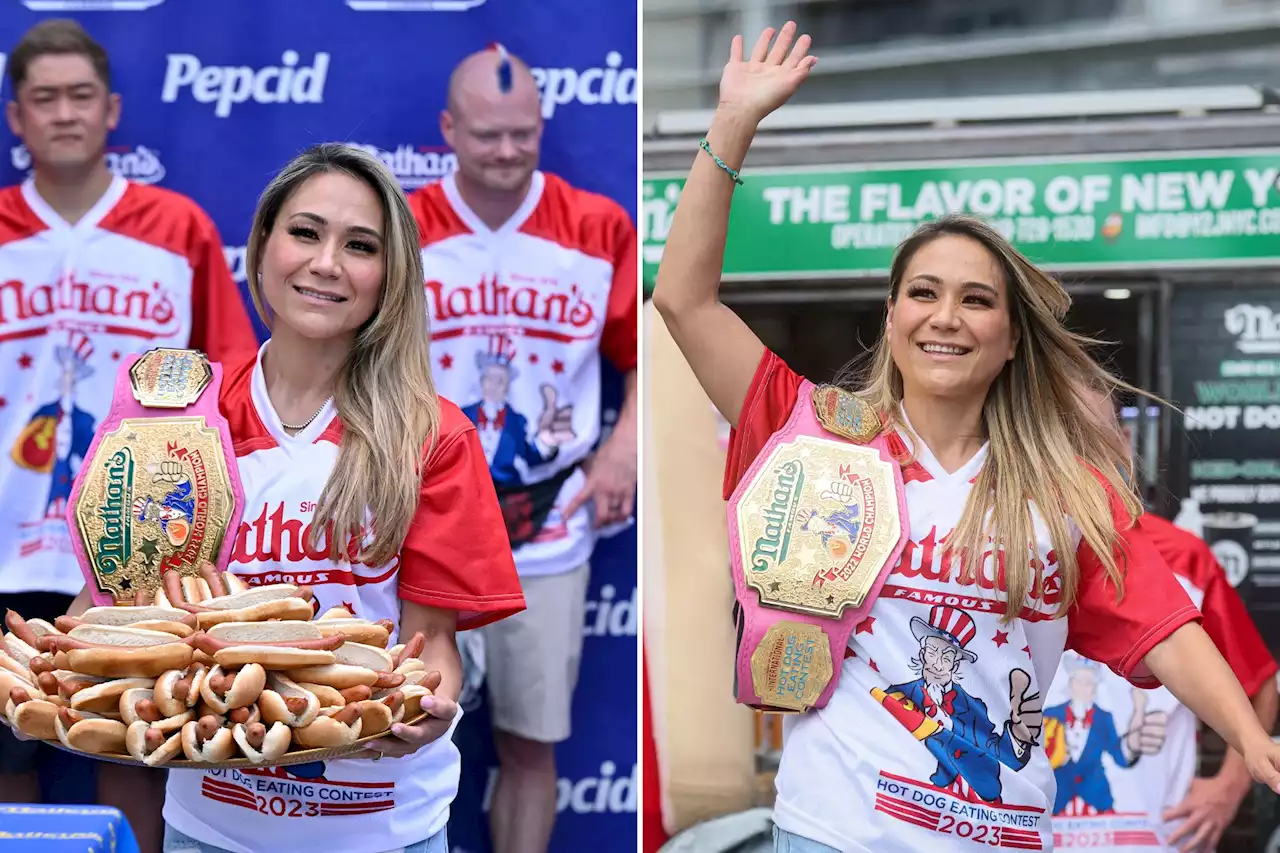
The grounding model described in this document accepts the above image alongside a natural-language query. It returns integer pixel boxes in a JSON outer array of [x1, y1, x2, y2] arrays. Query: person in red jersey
[[0, 19, 255, 849], [62, 143, 525, 853], [409, 44, 637, 853], [652, 20, 1280, 853]]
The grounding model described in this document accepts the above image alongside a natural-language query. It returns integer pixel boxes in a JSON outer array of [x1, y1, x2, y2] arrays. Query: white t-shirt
[[727, 351, 1200, 853], [162, 343, 524, 853], [1045, 513, 1277, 852], [411, 170, 637, 576], [0, 176, 255, 596]]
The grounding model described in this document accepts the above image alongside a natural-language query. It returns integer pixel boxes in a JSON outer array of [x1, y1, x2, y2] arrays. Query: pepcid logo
[[583, 584, 636, 638], [10, 143, 166, 184], [223, 246, 248, 284], [161, 51, 328, 118], [346, 0, 485, 8], [529, 51, 637, 120], [344, 143, 455, 190], [483, 761, 637, 815], [22, 0, 164, 8]]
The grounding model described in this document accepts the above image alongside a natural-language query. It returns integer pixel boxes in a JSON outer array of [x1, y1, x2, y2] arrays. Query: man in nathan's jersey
[[0, 18, 255, 851], [410, 44, 637, 853], [1044, 392, 1279, 852]]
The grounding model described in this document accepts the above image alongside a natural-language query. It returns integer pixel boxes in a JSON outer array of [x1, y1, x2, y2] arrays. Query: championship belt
[[727, 382, 909, 713], [65, 348, 245, 608]]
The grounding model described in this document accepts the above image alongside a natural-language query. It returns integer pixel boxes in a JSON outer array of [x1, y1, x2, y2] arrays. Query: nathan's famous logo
[[0, 276, 179, 333], [94, 448, 135, 575], [344, 143, 456, 190], [11, 143, 166, 184], [750, 459, 804, 571], [425, 275, 599, 335], [1225, 303, 1280, 355]]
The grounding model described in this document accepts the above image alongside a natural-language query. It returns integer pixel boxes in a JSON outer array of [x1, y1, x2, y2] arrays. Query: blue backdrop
[[0, 2, 638, 851]]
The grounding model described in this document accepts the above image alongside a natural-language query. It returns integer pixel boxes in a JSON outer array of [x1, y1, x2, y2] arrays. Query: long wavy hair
[[245, 143, 439, 565], [845, 214, 1151, 619]]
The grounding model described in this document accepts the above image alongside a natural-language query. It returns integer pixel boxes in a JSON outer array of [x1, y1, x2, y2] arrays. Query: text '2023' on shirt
[[1045, 513, 1277, 852], [728, 350, 1200, 853], [0, 176, 256, 596], [411, 170, 637, 576], [162, 343, 525, 853]]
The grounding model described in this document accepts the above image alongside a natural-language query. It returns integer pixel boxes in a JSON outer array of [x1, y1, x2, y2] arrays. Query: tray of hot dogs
[[0, 570, 433, 769]]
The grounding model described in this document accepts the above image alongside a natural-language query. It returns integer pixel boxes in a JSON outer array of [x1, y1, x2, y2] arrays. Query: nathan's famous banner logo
[[641, 150, 1280, 287]]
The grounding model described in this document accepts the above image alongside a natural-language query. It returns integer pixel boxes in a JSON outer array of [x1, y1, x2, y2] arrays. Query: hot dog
[[5, 685, 59, 741], [180, 715, 236, 762], [227, 704, 261, 726], [317, 607, 353, 621], [186, 583, 315, 628], [258, 673, 321, 728], [54, 707, 127, 755], [56, 614, 194, 639], [58, 606, 197, 631], [399, 685, 432, 722], [195, 622, 342, 670], [66, 677, 155, 716], [119, 686, 194, 732], [283, 640, 396, 690], [125, 720, 184, 766], [394, 633, 426, 668], [313, 620, 392, 648], [295, 683, 344, 709], [5, 610, 41, 649], [153, 665, 208, 718], [47, 626, 195, 679], [198, 663, 266, 713], [232, 720, 291, 763], [292, 703, 362, 749]]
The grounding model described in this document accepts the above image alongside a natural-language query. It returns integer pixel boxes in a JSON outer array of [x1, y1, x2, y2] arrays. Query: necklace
[[280, 399, 330, 433]]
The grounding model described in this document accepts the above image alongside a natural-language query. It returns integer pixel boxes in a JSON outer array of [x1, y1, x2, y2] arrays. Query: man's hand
[[1124, 688, 1167, 758], [1164, 775, 1248, 852], [1007, 669, 1043, 748], [536, 385, 575, 448], [562, 433, 637, 529]]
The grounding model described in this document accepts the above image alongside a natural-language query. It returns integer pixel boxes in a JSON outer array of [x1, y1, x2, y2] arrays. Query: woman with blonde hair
[[652, 23, 1280, 853], [66, 142, 525, 853]]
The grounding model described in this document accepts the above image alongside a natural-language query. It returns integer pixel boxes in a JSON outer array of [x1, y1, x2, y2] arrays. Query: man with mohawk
[[409, 45, 638, 853]]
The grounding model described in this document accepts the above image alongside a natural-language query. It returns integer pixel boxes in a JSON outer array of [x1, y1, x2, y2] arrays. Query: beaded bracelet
[[699, 137, 744, 186]]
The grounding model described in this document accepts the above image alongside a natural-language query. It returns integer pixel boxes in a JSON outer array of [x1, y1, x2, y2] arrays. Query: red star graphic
[[856, 616, 876, 635], [1022, 645, 1032, 658], [111, 351, 121, 361], [17, 353, 32, 369], [551, 359, 565, 374], [868, 658, 879, 673], [439, 353, 453, 370], [843, 647, 856, 660], [529, 353, 539, 364], [340, 600, 357, 616], [993, 630, 1009, 648]]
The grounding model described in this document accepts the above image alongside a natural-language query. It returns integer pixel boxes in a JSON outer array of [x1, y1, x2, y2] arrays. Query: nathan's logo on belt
[[94, 448, 135, 575], [749, 459, 804, 571]]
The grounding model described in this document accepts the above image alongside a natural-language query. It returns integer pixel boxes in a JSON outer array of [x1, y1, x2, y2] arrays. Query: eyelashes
[[287, 225, 378, 255]]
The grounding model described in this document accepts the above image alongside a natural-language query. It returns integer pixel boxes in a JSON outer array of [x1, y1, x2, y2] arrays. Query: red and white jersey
[[728, 351, 1200, 853], [1045, 513, 1277, 852], [164, 343, 525, 853], [0, 176, 256, 596], [410, 170, 637, 576]]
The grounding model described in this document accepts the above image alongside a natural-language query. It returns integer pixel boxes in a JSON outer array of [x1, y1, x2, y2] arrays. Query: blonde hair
[[848, 214, 1151, 619], [245, 142, 439, 565]]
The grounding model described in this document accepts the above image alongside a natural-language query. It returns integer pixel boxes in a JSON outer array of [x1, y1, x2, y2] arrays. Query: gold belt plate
[[735, 435, 901, 619], [749, 621, 835, 712], [72, 417, 236, 601], [129, 348, 213, 409]]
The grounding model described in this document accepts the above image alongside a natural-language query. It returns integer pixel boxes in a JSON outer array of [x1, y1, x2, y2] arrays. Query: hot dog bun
[[194, 585, 313, 627], [125, 720, 184, 766], [232, 721, 291, 763], [295, 683, 344, 709], [68, 677, 155, 715], [283, 664, 378, 690], [353, 700, 394, 737], [318, 607, 354, 621], [314, 620, 390, 648], [400, 685, 432, 721], [292, 711, 362, 749], [222, 573, 250, 595], [55, 711, 126, 755], [258, 673, 320, 728], [119, 687, 194, 732], [212, 645, 336, 670], [180, 719, 236, 762], [66, 625, 186, 647], [205, 622, 325, 642], [199, 664, 266, 713], [6, 696, 59, 740], [154, 665, 208, 718], [333, 642, 393, 672], [67, 643, 194, 679], [23, 619, 61, 639], [77, 606, 193, 628]]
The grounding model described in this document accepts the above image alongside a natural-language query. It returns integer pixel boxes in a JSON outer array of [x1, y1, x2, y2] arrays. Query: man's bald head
[[446, 46, 540, 118]]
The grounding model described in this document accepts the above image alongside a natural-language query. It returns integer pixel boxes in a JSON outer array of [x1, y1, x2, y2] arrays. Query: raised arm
[[651, 22, 817, 426]]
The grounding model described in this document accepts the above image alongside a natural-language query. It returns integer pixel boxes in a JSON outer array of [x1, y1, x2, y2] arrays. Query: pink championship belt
[[727, 381, 909, 713], [65, 348, 245, 608]]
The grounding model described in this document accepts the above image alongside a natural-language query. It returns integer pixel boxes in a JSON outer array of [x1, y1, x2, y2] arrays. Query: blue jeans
[[162, 824, 448, 853], [773, 826, 842, 853]]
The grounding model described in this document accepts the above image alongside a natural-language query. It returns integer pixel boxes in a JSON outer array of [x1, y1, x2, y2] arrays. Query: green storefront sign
[[641, 150, 1280, 292]]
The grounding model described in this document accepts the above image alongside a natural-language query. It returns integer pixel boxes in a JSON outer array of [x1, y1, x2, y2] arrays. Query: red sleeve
[[187, 214, 258, 363], [1198, 552, 1278, 696], [397, 417, 526, 630], [1067, 484, 1201, 688], [722, 349, 805, 499], [600, 212, 638, 374]]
